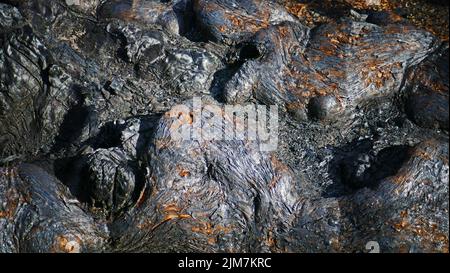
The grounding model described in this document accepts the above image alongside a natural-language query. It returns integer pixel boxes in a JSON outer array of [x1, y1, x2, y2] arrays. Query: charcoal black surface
[[0, 0, 448, 253], [401, 42, 449, 130], [0, 163, 107, 252]]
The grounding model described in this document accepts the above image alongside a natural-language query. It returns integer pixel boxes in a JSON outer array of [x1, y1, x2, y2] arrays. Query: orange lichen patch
[[391, 168, 410, 185], [266, 229, 281, 251], [439, 154, 449, 166], [137, 219, 153, 229], [284, 0, 392, 27], [257, 10, 271, 29], [393, 0, 449, 41], [290, 0, 393, 12], [326, 83, 339, 93], [283, 66, 338, 101], [317, 45, 337, 57], [400, 210, 408, 218], [155, 138, 172, 150], [285, 101, 306, 112], [171, 111, 193, 125], [410, 65, 449, 94], [268, 176, 279, 189], [345, 0, 393, 10], [177, 167, 191, 178], [191, 221, 232, 236], [0, 185, 23, 220], [393, 217, 410, 231], [373, 71, 388, 88], [392, 212, 449, 252], [408, 140, 439, 161], [329, 237, 342, 252], [412, 148, 433, 161], [227, 17, 260, 33], [423, 80, 448, 95], [228, 15, 243, 28], [268, 155, 291, 189], [279, 26, 290, 38], [197, 1, 217, 13], [135, 183, 148, 208], [207, 237, 217, 245], [55, 235, 81, 253], [116, 9, 137, 21], [311, 55, 323, 62], [330, 38, 340, 45], [162, 204, 191, 222], [148, 204, 192, 232], [383, 24, 407, 35], [270, 155, 290, 173], [285, 2, 308, 16], [360, 61, 397, 90], [165, 107, 193, 128], [284, 2, 328, 27], [0, 201, 17, 219], [397, 243, 411, 253], [218, 25, 227, 33], [284, 0, 448, 40], [331, 30, 355, 45], [392, 210, 411, 232], [380, 10, 405, 23]]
